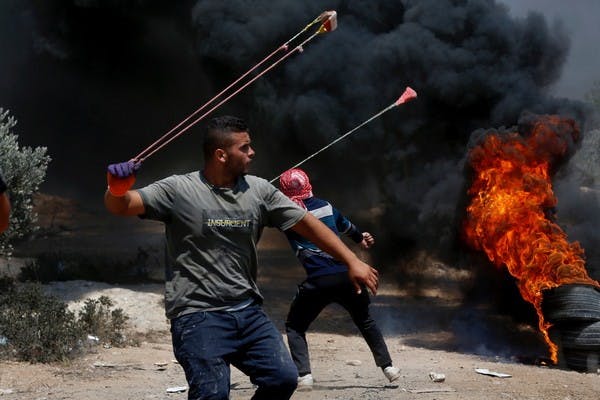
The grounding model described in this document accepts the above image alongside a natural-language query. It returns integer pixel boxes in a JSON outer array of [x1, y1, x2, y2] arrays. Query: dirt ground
[[0, 195, 599, 399], [2, 279, 599, 400]]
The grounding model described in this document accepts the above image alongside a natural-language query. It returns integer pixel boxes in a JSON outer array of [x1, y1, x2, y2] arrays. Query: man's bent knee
[[181, 358, 230, 400], [252, 362, 298, 400]]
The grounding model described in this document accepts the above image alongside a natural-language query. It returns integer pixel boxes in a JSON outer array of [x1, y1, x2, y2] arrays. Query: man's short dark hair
[[203, 116, 249, 160]]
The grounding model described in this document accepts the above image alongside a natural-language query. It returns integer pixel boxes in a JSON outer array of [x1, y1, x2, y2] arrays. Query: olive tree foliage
[[0, 108, 51, 256]]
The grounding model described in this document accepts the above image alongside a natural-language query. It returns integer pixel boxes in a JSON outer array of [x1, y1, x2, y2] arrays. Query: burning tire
[[543, 284, 600, 372], [553, 321, 600, 350], [541, 284, 600, 323], [559, 348, 600, 373]]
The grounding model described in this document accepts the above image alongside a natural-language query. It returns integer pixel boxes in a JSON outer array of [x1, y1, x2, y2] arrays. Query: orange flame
[[462, 115, 599, 363]]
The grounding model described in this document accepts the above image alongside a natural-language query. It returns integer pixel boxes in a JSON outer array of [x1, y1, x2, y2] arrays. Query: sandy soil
[[0, 195, 599, 399], [1, 278, 599, 400]]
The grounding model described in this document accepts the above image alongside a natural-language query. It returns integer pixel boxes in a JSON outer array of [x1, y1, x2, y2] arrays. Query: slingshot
[[270, 86, 418, 184], [108, 11, 338, 196]]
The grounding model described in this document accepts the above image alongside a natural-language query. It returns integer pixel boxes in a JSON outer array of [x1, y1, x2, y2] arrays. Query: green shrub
[[0, 108, 51, 257], [0, 279, 133, 363], [78, 296, 130, 347], [0, 280, 82, 362]]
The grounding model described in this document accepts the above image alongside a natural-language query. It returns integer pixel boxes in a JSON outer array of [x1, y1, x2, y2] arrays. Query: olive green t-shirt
[[137, 171, 306, 319]]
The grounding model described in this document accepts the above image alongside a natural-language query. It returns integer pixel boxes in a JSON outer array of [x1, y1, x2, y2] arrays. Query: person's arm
[[0, 192, 10, 233], [104, 160, 145, 216], [289, 212, 379, 295], [333, 207, 374, 249], [0, 174, 9, 233], [104, 189, 145, 216]]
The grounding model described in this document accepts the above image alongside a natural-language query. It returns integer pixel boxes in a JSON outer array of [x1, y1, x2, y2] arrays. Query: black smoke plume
[[1, 0, 597, 280]]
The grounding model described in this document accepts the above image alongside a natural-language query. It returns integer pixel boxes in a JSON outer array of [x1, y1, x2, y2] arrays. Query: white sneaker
[[383, 366, 401, 382], [297, 373, 314, 388]]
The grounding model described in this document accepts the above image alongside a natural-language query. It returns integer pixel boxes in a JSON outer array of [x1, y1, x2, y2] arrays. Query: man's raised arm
[[104, 161, 145, 216], [0, 192, 10, 233], [0, 173, 9, 232]]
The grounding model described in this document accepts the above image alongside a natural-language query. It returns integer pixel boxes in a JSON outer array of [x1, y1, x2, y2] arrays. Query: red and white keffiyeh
[[279, 168, 313, 208]]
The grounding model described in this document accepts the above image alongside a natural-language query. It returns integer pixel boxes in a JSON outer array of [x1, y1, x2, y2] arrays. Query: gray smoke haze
[[503, 0, 600, 101], [0, 0, 598, 279]]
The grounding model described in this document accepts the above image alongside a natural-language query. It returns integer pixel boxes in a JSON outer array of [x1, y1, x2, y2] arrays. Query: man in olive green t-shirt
[[104, 116, 379, 400]]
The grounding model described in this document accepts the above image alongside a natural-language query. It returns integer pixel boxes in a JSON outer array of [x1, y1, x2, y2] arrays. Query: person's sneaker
[[297, 373, 314, 389], [383, 366, 401, 382]]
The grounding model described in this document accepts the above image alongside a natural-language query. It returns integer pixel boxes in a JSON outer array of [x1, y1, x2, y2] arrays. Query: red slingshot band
[[107, 11, 337, 196], [132, 10, 338, 163]]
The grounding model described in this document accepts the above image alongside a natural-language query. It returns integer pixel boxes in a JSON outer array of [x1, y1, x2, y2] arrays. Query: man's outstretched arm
[[104, 161, 145, 216], [289, 212, 379, 295], [104, 189, 145, 216]]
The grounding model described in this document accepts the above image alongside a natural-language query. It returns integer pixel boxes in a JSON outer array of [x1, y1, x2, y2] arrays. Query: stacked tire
[[542, 284, 600, 372]]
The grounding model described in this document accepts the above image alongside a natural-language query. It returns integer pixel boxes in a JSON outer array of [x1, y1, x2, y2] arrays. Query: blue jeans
[[171, 304, 298, 400]]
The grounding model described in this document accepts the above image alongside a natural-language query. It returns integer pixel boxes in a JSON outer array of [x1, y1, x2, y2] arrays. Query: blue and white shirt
[[284, 196, 364, 279]]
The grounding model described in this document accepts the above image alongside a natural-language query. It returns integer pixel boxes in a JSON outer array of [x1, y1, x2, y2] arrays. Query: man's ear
[[215, 149, 227, 163]]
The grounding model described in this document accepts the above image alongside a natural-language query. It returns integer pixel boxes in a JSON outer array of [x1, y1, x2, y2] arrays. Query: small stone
[[429, 371, 446, 382]]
